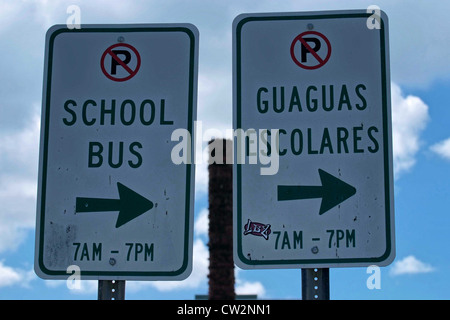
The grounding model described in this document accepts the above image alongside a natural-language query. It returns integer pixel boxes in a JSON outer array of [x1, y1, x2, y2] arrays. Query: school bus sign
[[35, 24, 198, 280], [233, 10, 395, 269]]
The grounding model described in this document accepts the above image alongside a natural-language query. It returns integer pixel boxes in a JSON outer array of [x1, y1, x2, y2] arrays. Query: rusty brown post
[[207, 139, 235, 300]]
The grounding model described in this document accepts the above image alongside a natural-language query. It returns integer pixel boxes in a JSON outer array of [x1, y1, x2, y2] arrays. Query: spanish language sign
[[233, 11, 395, 269]]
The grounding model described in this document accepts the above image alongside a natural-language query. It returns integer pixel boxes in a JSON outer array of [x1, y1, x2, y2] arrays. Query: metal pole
[[98, 280, 126, 300], [301, 268, 329, 300], [207, 139, 235, 300]]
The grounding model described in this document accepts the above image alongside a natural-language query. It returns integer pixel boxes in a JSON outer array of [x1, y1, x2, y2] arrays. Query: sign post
[[233, 10, 394, 297], [35, 24, 199, 289], [98, 280, 125, 300], [301, 268, 329, 300]]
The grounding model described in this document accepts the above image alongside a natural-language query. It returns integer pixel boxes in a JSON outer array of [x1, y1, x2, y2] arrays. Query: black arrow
[[277, 169, 356, 215], [75, 182, 154, 228]]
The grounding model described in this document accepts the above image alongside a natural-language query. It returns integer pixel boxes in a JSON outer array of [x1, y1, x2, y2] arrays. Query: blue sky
[[0, 0, 449, 300]]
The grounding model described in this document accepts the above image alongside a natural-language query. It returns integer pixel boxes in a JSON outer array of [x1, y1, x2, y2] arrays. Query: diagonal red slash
[[298, 37, 324, 64], [106, 48, 135, 76], [101, 43, 141, 82], [290, 31, 331, 70]]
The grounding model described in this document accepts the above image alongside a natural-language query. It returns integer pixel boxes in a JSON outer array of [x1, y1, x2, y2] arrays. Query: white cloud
[[0, 112, 40, 252], [430, 137, 450, 160], [197, 73, 232, 131], [235, 280, 266, 298], [0, 111, 40, 172], [152, 238, 209, 291], [391, 83, 429, 178], [194, 154, 209, 196], [0, 260, 35, 288], [45, 277, 98, 295], [390, 255, 435, 276], [68, 280, 98, 294], [194, 208, 209, 237], [234, 268, 267, 298], [127, 238, 209, 293]]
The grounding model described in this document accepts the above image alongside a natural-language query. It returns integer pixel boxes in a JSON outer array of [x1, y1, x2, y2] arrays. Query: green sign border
[[37, 25, 197, 278], [234, 12, 394, 267]]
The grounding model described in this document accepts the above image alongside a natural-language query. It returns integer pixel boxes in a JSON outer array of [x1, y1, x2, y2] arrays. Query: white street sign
[[233, 10, 395, 269], [35, 24, 198, 280]]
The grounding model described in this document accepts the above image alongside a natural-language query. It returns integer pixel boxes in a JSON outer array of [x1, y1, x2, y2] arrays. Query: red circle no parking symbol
[[290, 31, 331, 70], [100, 43, 141, 82]]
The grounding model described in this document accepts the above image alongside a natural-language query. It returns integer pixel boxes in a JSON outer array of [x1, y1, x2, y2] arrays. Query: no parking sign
[[290, 30, 331, 69], [100, 43, 141, 82], [35, 24, 199, 280], [233, 10, 395, 269]]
